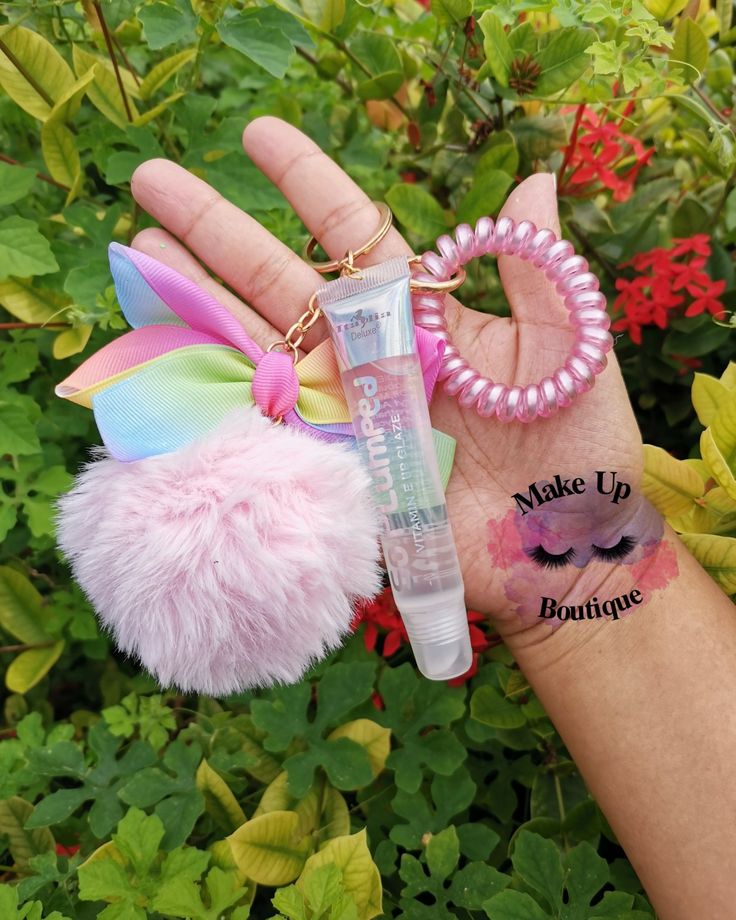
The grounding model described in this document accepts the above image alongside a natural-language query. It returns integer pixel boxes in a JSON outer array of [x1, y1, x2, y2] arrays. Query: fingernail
[[551, 172, 557, 192]]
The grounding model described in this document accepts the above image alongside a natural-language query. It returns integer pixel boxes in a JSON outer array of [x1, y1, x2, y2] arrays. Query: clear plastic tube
[[319, 258, 472, 680]]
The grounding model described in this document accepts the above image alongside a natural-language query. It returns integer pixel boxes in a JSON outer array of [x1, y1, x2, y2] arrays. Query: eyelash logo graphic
[[486, 471, 678, 628], [527, 535, 637, 569]]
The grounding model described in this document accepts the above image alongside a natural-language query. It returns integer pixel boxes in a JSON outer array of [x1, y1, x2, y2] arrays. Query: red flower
[[56, 843, 80, 857], [612, 235, 726, 344], [558, 104, 654, 203], [353, 589, 491, 684]]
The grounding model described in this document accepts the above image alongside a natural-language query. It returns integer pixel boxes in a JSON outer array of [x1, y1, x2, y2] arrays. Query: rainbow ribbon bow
[[56, 244, 455, 479]]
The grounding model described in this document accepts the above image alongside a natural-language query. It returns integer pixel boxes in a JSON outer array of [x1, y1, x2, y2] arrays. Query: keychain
[[56, 202, 609, 695]]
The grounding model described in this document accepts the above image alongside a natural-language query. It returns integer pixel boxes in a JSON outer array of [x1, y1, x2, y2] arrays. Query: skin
[[131, 117, 736, 919]]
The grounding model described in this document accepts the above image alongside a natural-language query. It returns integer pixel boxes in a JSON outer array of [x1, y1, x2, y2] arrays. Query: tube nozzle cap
[[402, 599, 474, 681]]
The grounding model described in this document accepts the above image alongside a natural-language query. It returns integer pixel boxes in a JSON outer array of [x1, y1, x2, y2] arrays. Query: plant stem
[[296, 46, 352, 96], [93, 1, 133, 122], [0, 640, 56, 654], [0, 322, 70, 330], [692, 84, 729, 125], [112, 33, 140, 86], [557, 103, 585, 192], [0, 38, 55, 108], [0, 153, 70, 191]]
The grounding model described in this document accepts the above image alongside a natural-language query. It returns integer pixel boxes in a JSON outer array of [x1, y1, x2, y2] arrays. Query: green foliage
[[0, 0, 732, 914]]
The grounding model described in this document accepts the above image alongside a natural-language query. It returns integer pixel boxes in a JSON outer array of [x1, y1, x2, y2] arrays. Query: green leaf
[[72, 46, 138, 130], [0, 567, 47, 643], [0, 25, 75, 120], [25, 787, 90, 828], [535, 28, 595, 96], [449, 862, 509, 909], [433, 0, 473, 25], [692, 373, 729, 427], [139, 49, 197, 100], [425, 826, 459, 882], [297, 830, 382, 920], [0, 163, 35, 206], [217, 9, 311, 79], [0, 404, 40, 457], [0, 797, 55, 868], [457, 170, 513, 224], [196, 759, 246, 832], [0, 279, 65, 324], [670, 17, 709, 83], [642, 445, 705, 518], [470, 685, 526, 729], [138, 2, 197, 50], [564, 841, 609, 917], [41, 121, 80, 191], [6, 641, 65, 694], [115, 807, 165, 878], [477, 140, 519, 177], [228, 810, 311, 885], [512, 830, 564, 911], [301, 0, 346, 30], [0, 217, 58, 280], [484, 889, 549, 919], [643, 0, 688, 18], [680, 533, 736, 593], [716, 0, 733, 34], [479, 12, 513, 87], [386, 184, 447, 239]]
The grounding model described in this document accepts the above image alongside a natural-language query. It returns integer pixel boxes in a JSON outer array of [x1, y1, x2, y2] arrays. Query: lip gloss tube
[[318, 258, 472, 680]]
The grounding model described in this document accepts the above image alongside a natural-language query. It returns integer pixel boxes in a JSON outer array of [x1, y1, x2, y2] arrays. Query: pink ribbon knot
[[251, 350, 300, 420]]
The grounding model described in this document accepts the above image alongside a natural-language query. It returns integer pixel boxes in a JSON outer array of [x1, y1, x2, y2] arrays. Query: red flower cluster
[[612, 235, 726, 345], [559, 103, 654, 203], [352, 586, 490, 684]]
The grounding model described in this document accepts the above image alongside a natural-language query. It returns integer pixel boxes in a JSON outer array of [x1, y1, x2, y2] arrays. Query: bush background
[[0, 0, 734, 917]]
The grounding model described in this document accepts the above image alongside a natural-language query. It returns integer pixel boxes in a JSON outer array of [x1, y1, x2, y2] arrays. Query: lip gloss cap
[[404, 601, 474, 681]]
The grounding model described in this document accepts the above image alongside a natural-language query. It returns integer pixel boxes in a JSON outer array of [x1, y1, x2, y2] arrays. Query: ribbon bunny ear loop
[[55, 240, 456, 697]]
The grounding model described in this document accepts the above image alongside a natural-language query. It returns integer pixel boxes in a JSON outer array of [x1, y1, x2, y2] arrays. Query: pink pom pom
[[57, 408, 381, 695]]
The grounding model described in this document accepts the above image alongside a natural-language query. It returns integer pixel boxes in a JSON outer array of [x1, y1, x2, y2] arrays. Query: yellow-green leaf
[[255, 772, 349, 844], [41, 121, 80, 189], [53, 324, 92, 359], [0, 279, 67, 325], [301, 0, 346, 30], [643, 0, 688, 19], [78, 840, 125, 869], [0, 566, 48, 644], [721, 362, 736, 389], [0, 798, 55, 868], [227, 810, 311, 886], [46, 67, 97, 125], [196, 759, 246, 833], [670, 17, 709, 83], [6, 640, 64, 693], [133, 92, 184, 127], [642, 444, 705, 517], [478, 11, 513, 87], [139, 48, 196, 100], [327, 720, 391, 779], [692, 372, 729, 427], [72, 45, 138, 129], [297, 830, 382, 920], [701, 428, 736, 500], [0, 25, 75, 120], [680, 533, 736, 593]]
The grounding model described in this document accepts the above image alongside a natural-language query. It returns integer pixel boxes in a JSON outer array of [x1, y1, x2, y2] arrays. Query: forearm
[[499, 529, 736, 920]]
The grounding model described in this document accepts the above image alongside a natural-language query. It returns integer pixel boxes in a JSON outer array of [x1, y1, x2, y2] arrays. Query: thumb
[[496, 173, 569, 327]]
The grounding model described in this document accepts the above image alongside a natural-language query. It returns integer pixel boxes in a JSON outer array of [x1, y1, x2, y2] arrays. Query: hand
[[130, 116, 643, 634]]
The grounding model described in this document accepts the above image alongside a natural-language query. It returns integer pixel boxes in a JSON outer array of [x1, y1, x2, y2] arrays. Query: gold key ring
[[302, 202, 394, 274]]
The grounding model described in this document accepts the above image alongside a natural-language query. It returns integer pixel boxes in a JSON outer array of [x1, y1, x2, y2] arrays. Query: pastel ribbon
[[57, 244, 456, 479]]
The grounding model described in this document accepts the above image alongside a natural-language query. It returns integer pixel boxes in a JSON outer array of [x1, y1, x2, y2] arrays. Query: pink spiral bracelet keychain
[[411, 216, 613, 423]]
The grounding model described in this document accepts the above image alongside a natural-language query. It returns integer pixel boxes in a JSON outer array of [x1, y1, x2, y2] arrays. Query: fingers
[[242, 116, 414, 267], [130, 159, 324, 345], [130, 228, 283, 352], [496, 174, 569, 327]]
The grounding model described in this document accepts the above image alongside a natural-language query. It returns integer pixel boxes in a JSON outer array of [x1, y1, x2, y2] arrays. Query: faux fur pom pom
[[57, 408, 382, 696]]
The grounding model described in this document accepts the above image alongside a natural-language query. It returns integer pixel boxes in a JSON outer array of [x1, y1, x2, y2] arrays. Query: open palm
[[131, 116, 643, 621]]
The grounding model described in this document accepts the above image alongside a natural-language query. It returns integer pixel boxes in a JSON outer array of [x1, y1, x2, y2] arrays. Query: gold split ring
[[302, 202, 394, 274]]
